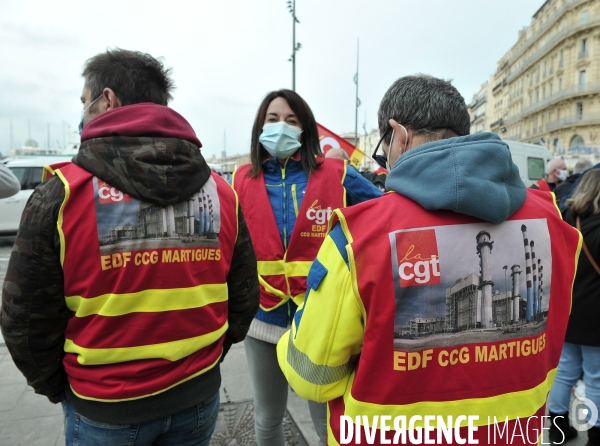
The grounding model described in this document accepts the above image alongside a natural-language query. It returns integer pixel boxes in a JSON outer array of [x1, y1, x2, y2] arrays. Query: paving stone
[[210, 400, 306, 446], [9, 385, 62, 421], [0, 382, 26, 412], [0, 414, 63, 446], [0, 359, 27, 387]]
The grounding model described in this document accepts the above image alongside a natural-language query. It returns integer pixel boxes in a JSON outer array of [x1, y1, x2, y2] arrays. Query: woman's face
[[264, 97, 303, 131]]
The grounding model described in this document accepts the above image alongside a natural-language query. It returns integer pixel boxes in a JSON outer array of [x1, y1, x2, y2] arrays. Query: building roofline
[[533, 0, 551, 19]]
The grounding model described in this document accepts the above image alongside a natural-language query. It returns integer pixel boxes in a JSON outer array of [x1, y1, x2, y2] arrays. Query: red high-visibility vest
[[326, 189, 581, 445], [532, 178, 552, 191], [44, 162, 238, 402], [232, 158, 346, 310]]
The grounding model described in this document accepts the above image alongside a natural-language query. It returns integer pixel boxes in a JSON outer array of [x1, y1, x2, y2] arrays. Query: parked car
[[0, 156, 73, 235]]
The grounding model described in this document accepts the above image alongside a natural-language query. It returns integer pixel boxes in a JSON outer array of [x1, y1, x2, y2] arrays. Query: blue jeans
[[62, 392, 220, 446], [547, 342, 600, 427]]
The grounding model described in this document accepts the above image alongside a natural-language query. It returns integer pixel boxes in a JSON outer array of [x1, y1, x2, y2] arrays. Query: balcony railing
[[546, 112, 600, 131], [579, 49, 589, 59], [490, 118, 504, 128], [503, 81, 600, 125], [500, 0, 587, 74], [505, 13, 600, 84]]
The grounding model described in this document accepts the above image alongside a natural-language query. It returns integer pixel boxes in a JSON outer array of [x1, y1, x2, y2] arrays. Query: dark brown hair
[[249, 89, 322, 178]]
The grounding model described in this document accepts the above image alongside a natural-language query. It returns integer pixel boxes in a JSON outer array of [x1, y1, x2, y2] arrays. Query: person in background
[[277, 74, 581, 445], [325, 147, 386, 191], [231, 89, 382, 446], [324, 147, 350, 162], [0, 162, 22, 198], [1, 48, 260, 446], [531, 158, 567, 192], [554, 158, 593, 205], [559, 161, 600, 212], [547, 169, 600, 445]]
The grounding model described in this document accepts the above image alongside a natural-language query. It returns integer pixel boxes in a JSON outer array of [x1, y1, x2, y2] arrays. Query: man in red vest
[[531, 158, 568, 192], [278, 74, 581, 445], [1, 49, 259, 445]]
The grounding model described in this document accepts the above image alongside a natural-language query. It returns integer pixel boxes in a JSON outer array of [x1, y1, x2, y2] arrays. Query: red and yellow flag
[[317, 123, 364, 168]]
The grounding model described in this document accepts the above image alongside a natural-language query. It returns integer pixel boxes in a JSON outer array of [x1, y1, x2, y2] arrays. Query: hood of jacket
[[74, 103, 211, 206], [386, 132, 526, 224]]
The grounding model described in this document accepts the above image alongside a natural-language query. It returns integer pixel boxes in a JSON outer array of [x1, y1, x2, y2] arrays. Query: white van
[[0, 156, 73, 235], [503, 140, 553, 187]]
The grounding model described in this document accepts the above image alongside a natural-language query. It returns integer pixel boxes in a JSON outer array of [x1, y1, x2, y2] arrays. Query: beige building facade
[[468, 81, 493, 134], [487, 0, 600, 161]]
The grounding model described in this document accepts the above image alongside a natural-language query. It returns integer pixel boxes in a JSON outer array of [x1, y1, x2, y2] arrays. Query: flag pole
[[354, 39, 360, 146]]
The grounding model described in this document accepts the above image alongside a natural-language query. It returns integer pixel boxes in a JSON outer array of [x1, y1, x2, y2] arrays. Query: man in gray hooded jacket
[[277, 74, 581, 444]]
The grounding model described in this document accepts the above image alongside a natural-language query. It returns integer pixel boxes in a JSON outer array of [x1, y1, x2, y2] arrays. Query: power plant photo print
[[389, 219, 551, 351], [93, 176, 222, 255]]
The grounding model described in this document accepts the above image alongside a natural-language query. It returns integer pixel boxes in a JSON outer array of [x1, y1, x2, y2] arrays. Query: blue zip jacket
[[256, 157, 383, 327]]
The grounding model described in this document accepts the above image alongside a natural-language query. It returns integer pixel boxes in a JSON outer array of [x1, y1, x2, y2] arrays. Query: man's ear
[[102, 87, 122, 112], [388, 119, 409, 154]]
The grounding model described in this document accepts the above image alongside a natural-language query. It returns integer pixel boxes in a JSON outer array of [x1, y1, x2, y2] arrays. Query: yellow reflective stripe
[[343, 368, 557, 428], [286, 261, 312, 277], [292, 184, 299, 217], [258, 275, 288, 299], [69, 354, 222, 402], [65, 284, 228, 317], [257, 260, 312, 277], [55, 169, 70, 267], [258, 260, 285, 276], [65, 322, 228, 365], [42, 165, 56, 182]]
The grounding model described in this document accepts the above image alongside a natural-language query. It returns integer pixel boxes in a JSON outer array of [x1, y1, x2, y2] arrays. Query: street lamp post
[[286, 0, 301, 91], [354, 39, 360, 146]]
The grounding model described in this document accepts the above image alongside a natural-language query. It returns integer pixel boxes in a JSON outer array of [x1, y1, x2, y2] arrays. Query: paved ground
[[0, 236, 592, 446]]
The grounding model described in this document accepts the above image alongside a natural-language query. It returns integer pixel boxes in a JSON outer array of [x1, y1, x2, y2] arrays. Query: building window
[[558, 78, 562, 91], [535, 90, 539, 103], [576, 103, 583, 121], [571, 135, 584, 148], [559, 49, 564, 68], [581, 10, 589, 24], [579, 70, 587, 91], [580, 39, 588, 59], [549, 82, 553, 95]]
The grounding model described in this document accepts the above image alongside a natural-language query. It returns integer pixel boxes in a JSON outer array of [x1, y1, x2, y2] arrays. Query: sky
[[0, 0, 545, 159]]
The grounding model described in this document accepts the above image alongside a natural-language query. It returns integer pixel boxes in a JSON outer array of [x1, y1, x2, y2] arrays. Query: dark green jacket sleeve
[[222, 206, 260, 358], [1, 176, 69, 403]]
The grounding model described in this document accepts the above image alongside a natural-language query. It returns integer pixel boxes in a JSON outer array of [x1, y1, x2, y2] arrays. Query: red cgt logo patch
[[97, 181, 131, 204], [396, 229, 441, 287]]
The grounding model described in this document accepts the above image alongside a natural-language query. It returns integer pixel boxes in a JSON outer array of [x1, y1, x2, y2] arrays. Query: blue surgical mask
[[259, 121, 302, 159], [78, 94, 103, 135]]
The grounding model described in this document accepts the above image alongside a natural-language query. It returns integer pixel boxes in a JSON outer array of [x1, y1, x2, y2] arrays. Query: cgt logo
[[306, 200, 332, 225], [395, 229, 441, 287], [98, 181, 131, 204]]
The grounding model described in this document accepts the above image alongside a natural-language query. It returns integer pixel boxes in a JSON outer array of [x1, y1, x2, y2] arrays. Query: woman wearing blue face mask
[[231, 90, 382, 446]]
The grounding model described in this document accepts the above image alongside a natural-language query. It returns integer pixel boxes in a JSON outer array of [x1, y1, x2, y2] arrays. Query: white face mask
[[259, 121, 302, 159], [556, 169, 568, 182]]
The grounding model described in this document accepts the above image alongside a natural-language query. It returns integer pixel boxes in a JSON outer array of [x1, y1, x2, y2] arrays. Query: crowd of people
[[0, 48, 598, 446]]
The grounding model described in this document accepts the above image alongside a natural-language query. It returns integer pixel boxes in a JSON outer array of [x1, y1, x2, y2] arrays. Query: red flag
[[317, 123, 364, 167]]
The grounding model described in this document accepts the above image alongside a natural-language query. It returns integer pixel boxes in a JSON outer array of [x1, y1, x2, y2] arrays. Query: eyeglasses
[[371, 127, 392, 169]]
